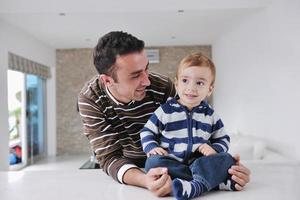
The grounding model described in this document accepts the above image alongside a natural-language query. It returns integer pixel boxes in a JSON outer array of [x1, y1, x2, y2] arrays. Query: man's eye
[[132, 75, 139, 79], [182, 79, 187, 83], [197, 81, 204, 86], [131, 73, 141, 79]]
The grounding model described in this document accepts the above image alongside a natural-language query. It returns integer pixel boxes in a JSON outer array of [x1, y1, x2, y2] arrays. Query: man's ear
[[99, 74, 114, 87]]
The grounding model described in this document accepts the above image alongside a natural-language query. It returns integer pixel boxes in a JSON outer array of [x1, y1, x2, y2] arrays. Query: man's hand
[[229, 154, 251, 190], [145, 167, 172, 197], [147, 147, 168, 157], [199, 144, 217, 156]]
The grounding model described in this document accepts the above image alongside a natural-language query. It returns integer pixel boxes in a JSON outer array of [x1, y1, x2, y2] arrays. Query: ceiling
[[0, 0, 272, 49]]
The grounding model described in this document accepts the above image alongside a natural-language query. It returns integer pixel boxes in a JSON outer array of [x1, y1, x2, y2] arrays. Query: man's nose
[[141, 71, 150, 86]]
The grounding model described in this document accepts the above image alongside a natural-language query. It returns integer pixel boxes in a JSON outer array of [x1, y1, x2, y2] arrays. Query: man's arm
[[79, 94, 173, 196], [78, 94, 136, 182], [123, 167, 172, 197]]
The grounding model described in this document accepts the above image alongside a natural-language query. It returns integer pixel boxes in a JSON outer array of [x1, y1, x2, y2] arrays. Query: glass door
[[26, 74, 46, 164]]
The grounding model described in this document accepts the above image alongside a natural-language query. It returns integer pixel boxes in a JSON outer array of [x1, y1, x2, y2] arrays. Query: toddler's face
[[175, 66, 214, 110]]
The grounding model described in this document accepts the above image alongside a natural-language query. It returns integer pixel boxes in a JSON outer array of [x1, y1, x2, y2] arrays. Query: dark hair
[[93, 31, 145, 80]]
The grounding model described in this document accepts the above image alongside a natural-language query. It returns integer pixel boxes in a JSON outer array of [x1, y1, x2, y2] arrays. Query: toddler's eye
[[182, 78, 188, 83], [197, 81, 204, 86]]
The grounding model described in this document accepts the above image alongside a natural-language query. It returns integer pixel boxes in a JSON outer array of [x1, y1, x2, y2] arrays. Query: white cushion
[[228, 134, 266, 160]]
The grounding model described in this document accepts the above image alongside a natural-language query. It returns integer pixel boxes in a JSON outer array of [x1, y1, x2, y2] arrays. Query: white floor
[[22, 154, 90, 171], [1, 154, 300, 200]]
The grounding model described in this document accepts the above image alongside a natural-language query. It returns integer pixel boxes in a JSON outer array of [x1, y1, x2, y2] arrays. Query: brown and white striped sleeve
[[78, 94, 138, 183]]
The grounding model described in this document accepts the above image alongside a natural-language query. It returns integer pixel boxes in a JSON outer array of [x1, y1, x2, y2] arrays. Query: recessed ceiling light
[[59, 13, 66, 16]]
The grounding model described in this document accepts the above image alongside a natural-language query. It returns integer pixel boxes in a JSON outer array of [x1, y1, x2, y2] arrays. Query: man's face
[[108, 50, 150, 103], [175, 66, 214, 110]]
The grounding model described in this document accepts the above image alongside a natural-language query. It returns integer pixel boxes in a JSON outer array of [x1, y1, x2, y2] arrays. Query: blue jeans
[[144, 152, 235, 191]]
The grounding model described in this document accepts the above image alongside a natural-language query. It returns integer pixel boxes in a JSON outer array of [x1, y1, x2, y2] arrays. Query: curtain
[[8, 52, 51, 79]]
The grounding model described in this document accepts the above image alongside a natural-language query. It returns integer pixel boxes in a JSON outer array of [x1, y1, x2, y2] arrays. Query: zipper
[[183, 109, 194, 164]]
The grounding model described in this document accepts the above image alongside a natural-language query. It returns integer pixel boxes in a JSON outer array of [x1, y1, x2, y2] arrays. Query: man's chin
[[134, 91, 146, 101]]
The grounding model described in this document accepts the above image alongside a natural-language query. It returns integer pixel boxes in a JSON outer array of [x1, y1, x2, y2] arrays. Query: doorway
[[8, 70, 46, 170]]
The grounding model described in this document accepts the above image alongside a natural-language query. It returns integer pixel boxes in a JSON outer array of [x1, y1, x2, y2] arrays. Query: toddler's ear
[[174, 78, 178, 89], [207, 85, 214, 97]]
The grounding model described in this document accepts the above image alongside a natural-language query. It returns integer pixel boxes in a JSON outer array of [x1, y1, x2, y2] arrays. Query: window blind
[[8, 52, 51, 79]]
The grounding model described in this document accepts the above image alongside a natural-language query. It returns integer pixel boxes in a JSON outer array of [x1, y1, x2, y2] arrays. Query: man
[[78, 31, 250, 197]]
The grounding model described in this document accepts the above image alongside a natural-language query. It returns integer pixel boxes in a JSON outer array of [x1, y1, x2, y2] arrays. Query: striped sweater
[[78, 72, 176, 183], [140, 97, 230, 164]]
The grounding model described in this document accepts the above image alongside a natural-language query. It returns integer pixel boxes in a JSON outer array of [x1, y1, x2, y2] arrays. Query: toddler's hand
[[147, 147, 168, 157], [199, 144, 217, 156]]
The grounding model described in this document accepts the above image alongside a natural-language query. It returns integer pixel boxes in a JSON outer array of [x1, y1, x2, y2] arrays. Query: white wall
[[0, 20, 56, 170], [213, 0, 300, 160]]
